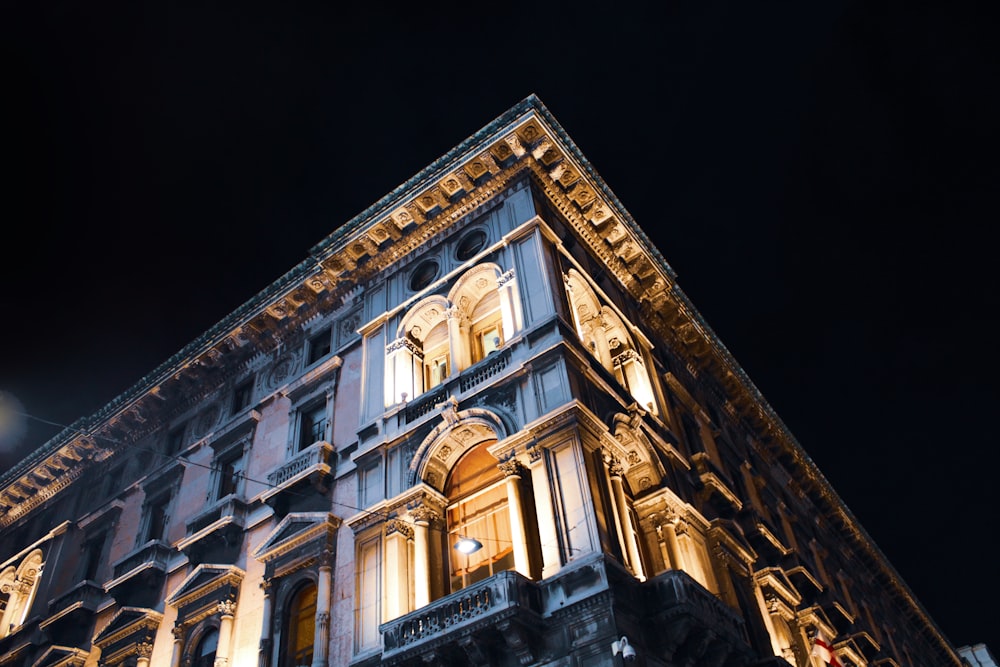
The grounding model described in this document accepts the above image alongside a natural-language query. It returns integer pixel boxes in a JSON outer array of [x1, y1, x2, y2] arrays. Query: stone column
[[215, 600, 236, 667], [258, 579, 272, 667], [411, 506, 437, 608], [498, 459, 531, 578], [608, 460, 645, 581], [171, 627, 184, 667], [137, 641, 153, 667], [446, 306, 468, 375], [527, 447, 560, 578], [384, 519, 414, 619], [0, 581, 23, 635], [659, 512, 684, 571], [312, 554, 332, 667]]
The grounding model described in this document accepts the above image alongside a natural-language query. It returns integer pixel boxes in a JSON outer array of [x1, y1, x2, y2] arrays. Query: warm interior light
[[453, 537, 483, 554]]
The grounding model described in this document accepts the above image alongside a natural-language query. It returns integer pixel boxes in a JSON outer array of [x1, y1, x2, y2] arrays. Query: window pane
[[356, 538, 381, 650], [194, 628, 218, 667], [286, 583, 316, 667]]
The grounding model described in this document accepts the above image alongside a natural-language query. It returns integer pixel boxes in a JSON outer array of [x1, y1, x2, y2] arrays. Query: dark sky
[[3, 0, 997, 656]]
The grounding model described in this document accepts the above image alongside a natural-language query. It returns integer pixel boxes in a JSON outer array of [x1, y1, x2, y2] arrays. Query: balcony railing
[[375, 556, 754, 667], [380, 570, 540, 663], [459, 348, 510, 393], [184, 495, 249, 537], [265, 441, 333, 491], [402, 349, 512, 425]]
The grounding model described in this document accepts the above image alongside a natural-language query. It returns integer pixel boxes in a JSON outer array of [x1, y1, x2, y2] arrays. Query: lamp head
[[453, 537, 483, 554]]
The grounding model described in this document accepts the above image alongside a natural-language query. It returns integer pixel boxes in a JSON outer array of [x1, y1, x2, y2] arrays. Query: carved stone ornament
[[217, 599, 237, 616], [137, 642, 154, 659], [385, 518, 415, 539], [266, 355, 296, 389], [497, 459, 524, 478], [409, 504, 440, 524]]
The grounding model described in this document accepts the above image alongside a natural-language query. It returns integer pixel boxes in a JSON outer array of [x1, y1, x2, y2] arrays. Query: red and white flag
[[811, 631, 843, 667]]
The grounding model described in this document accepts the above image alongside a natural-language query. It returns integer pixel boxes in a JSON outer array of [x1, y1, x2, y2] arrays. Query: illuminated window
[[446, 445, 513, 592], [387, 263, 520, 407], [426, 354, 449, 389], [469, 289, 503, 364], [283, 582, 316, 667], [476, 323, 502, 360], [0, 550, 44, 637], [564, 269, 658, 415]]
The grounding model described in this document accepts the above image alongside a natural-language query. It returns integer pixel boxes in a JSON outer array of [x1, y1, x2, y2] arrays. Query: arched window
[[445, 444, 514, 592], [282, 581, 316, 667], [564, 269, 658, 415], [386, 263, 521, 407], [0, 566, 15, 638], [193, 628, 219, 667], [1, 550, 43, 637]]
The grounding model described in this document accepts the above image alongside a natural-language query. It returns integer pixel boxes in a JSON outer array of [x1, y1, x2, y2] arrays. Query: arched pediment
[[399, 295, 450, 342], [448, 263, 502, 320], [564, 268, 602, 330], [408, 405, 508, 493], [601, 308, 635, 353], [609, 412, 665, 495], [15, 549, 43, 581]]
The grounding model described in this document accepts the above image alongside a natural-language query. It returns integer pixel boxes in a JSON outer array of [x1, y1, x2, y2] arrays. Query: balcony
[[691, 452, 742, 513], [644, 568, 753, 664], [40, 579, 107, 645], [177, 495, 249, 564], [380, 570, 542, 666], [375, 555, 755, 667], [42, 580, 106, 627], [105, 540, 174, 607], [260, 441, 334, 502], [403, 349, 512, 425]]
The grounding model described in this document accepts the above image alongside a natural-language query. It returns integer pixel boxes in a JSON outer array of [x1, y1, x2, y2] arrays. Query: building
[[0, 95, 970, 667]]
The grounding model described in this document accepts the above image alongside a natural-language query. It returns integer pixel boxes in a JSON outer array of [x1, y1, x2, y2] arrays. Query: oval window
[[455, 230, 487, 261], [409, 260, 439, 292]]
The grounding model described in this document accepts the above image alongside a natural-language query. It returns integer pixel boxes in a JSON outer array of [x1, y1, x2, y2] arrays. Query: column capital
[[498, 459, 525, 478], [408, 503, 440, 524], [218, 599, 237, 617]]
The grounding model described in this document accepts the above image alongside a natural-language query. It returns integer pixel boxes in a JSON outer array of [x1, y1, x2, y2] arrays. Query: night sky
[[3, 0, 997, 655]]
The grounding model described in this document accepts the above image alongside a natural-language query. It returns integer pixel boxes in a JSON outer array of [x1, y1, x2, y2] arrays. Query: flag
[[811, 631, 843, 667]]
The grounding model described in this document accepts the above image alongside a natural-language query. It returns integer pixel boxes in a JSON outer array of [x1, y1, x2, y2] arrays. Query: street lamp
[[453, 536, 483, 554]]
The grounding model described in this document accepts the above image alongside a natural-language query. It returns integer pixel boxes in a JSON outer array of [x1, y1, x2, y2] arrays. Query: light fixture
[[453, 536, 483, 554], [611, 636, 636, 662]]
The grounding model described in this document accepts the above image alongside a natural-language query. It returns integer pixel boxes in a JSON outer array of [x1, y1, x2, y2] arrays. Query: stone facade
[[0, 96, 967, 667]]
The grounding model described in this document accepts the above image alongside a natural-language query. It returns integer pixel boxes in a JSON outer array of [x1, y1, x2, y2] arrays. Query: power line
[[7, 411, 585, 556]]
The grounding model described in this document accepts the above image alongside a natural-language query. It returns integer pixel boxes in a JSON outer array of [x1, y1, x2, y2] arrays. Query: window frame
[[231, 376, 254, 415], [307, 326, 333, 366], [296, 399, 329, 452]]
